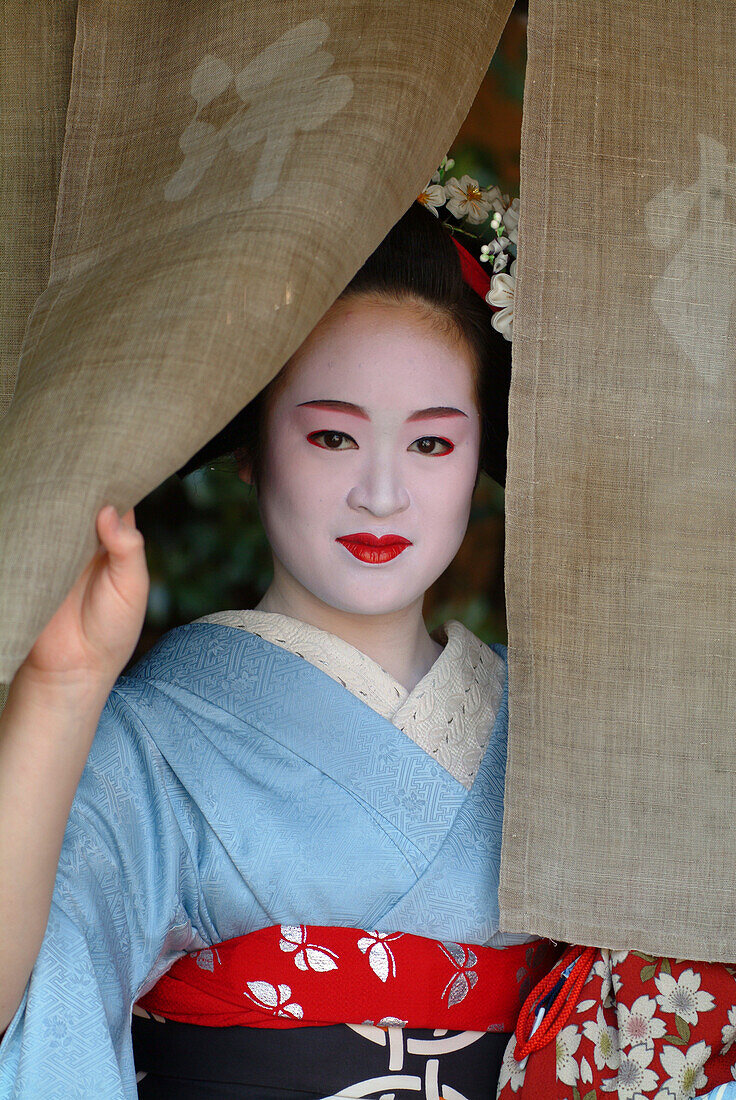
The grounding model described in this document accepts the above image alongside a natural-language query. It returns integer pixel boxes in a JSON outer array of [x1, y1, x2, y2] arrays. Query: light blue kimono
[[0, 623, 509, 1099]]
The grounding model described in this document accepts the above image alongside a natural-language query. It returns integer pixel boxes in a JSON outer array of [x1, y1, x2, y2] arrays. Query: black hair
[[175, 201, 512, 486]]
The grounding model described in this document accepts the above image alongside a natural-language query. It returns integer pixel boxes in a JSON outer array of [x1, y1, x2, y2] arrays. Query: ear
[[233, 446, 254, 487]]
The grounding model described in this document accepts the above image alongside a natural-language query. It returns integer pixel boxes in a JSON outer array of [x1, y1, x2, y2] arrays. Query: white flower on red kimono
[[721, 1005, 736, 1055], [588, 952, 615, 1009], [656, 1039, 711, 1099], [279, 925, 339, 972], [600, 1043, 659, 1098], [655, 968, 716, 1026], [582, 1005, 621, 1071], [604, 949, 629, 997], [497, 1036, 529, 1093], [580, 1055, 594, 1083], [244, 980, 304, 1018], [618, 993, 667, 1050], [194, 946, 221, 971], [556, 1024, 583, 1086], [357, 930, 404, 982]]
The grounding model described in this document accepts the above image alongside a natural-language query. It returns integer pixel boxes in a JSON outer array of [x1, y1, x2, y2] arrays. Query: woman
[[0, 199, 552, 1099]]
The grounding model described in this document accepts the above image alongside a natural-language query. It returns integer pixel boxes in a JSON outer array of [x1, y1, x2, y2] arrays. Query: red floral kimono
[[497, 947, 736, 1099]]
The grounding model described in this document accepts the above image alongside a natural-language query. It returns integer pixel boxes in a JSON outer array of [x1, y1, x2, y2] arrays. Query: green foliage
[[137, 463, 272, 638], [488, 27, 527, 105]]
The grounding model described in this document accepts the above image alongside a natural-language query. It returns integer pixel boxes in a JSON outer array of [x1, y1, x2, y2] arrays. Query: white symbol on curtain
[[164, 18, 354, 205], [644, 135, 736, 382]]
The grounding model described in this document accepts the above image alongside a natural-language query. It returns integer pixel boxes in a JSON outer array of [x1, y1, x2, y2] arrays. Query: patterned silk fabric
[[137, 924, 557, 1031], [497, 949, 736, 1099], [130, 619, 538, 1097], [0, 625, 514, 1097], [133, 927, 560, 1099], [194, 610, 508, 790], [132, 1014, 513, 1099]]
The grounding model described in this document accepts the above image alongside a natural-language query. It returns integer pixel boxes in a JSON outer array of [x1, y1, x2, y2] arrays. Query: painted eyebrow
[[297, 400, 369, 420], [297, 400, 468, 423], [405, 406, 469, 422]]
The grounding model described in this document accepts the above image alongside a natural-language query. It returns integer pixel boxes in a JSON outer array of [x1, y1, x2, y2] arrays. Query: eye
[[408, 436, 455, 456], [307, 430, 358, 451]]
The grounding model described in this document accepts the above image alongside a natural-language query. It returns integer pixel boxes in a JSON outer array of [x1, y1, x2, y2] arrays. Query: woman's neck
[[255, 566, 442, 692]]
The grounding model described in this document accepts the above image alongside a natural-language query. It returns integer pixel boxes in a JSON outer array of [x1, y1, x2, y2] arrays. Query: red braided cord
[[513, 945, 596, 1060], [513, 947, 575, 1052]]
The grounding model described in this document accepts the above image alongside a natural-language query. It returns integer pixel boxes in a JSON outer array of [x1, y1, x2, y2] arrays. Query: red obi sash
[[137, 924, 561, 1032]]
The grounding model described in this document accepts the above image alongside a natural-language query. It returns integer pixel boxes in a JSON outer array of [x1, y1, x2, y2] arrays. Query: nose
[[346, 454, 410, 518]]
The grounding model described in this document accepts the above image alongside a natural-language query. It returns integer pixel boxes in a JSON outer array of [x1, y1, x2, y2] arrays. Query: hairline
[[234, 289, 482, 479]]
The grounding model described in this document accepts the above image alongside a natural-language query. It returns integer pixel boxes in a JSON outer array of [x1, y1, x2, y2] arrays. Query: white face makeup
[[242, 297, 482, 618]]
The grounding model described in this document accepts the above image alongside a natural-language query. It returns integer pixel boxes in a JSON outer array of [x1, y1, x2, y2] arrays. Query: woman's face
[[242, 296, 482, 617]]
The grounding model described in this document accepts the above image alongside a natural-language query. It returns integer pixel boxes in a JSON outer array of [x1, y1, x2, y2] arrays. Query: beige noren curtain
[[3, 0, 735, 960], [0, 2, 77, 419], [0, 0, 513, 693], [501, 0, 736, 961]]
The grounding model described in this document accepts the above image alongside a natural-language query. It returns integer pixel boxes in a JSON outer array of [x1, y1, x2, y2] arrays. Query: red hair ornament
[[452, 237, 493, 302], [451, 235, 516, 345]]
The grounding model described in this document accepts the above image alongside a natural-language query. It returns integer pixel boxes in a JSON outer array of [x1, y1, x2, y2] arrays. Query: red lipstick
[[336, 532, 412, 564]]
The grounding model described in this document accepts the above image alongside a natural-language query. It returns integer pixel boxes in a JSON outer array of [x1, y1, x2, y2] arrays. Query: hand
[[20, 506, 150, 697]]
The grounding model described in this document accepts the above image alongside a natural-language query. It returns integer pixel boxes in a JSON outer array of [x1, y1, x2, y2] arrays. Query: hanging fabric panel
[[0, 0, 514, 687], [501, 0, 736, 961], [0, 1, 78, 417]]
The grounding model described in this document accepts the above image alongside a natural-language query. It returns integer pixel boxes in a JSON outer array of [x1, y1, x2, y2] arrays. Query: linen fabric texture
[[3, 0, 734, 972], [500, 0, 736, 961], [0, 2, 76, 418], [0, 0, 513, 692], [0, 624, 511, 1098]]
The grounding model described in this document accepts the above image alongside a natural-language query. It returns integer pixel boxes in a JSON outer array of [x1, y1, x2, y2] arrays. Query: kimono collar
[[190, 610, 505, 790]]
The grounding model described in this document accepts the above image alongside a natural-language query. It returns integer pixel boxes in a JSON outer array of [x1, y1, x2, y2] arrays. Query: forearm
[[0, 666, 111, 1033]]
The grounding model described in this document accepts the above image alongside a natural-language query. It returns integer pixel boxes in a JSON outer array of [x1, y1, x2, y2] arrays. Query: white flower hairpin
[[417, 155, 519, 342]]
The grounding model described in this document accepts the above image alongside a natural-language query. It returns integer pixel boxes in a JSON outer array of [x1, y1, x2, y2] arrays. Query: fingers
[[95, 506, 149, 604], [96, 505, 143, 552]]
